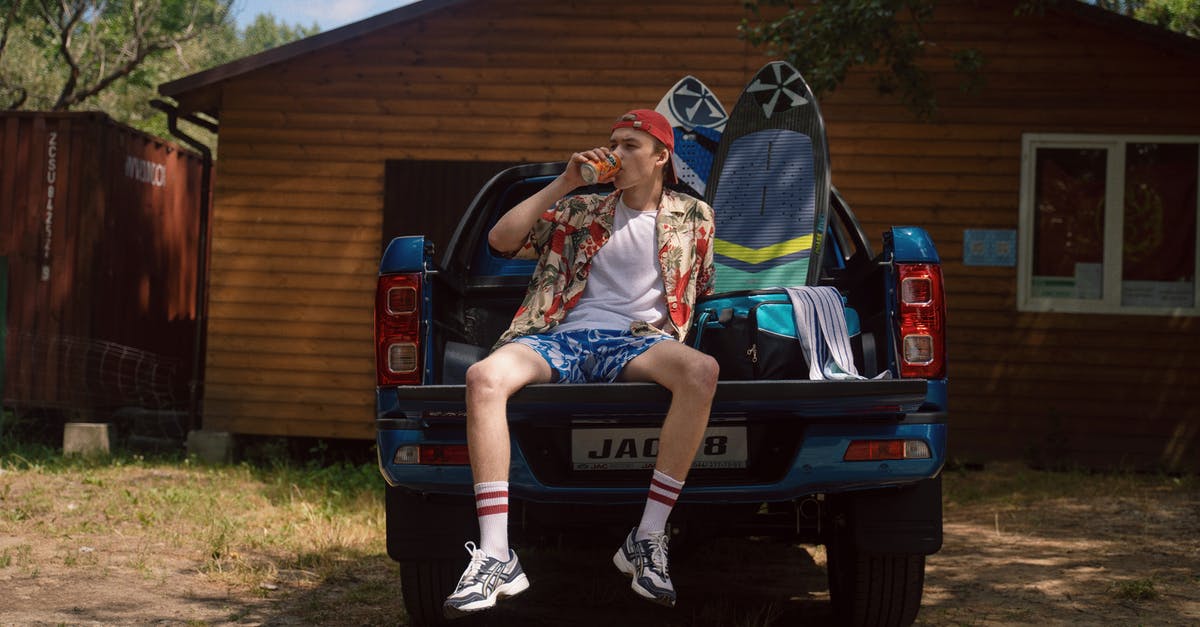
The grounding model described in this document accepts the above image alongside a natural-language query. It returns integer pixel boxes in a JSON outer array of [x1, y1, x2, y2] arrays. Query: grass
[[1, 430, 1194, 625], [0, 544, 32, 568], [1111, 578, 1159, 602], [0, 434, 390, 623], [941, 460, 1196, 508]]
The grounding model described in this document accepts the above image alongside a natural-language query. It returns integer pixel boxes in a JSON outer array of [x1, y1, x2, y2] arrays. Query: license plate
[[571, 426, 747, 471]]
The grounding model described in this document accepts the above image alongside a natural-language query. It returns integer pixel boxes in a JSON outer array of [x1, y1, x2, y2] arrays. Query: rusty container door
[[0, 112, 82, 409], [0, 112, 202, 415]]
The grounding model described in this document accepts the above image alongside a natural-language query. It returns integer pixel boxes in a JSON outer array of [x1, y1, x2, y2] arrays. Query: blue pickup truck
[[375, 162, 947, 626]]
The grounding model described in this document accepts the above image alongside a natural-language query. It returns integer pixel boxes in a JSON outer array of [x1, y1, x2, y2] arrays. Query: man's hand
[[487, 147, 614, 254], [561, 147, 615, 189]]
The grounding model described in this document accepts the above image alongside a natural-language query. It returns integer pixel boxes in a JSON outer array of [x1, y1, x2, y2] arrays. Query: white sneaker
[[443, 542, 530, 619], [612, 528, 676, 607]]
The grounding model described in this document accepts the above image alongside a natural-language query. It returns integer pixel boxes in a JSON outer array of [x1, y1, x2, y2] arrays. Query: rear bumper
[[377, 378, 946, 504], [379, 416, 945, 503]]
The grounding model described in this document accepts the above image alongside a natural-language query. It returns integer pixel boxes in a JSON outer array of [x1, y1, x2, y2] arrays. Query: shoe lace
[[644, 533, 670, 578], [457, 542, 491, 586]]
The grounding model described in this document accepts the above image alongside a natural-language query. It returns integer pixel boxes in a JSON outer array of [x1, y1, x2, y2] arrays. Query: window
[[1018, 134, 1200, 315]]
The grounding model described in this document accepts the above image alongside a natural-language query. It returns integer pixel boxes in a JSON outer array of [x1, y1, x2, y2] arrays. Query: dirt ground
[[1, 462, 1197, 626]]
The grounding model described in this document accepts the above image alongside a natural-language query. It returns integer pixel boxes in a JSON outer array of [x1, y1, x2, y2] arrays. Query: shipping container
[[0, 112, 203, 418]]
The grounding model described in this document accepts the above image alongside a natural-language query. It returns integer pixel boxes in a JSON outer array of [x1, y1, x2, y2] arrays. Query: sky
[[232, 0, 419, 32]]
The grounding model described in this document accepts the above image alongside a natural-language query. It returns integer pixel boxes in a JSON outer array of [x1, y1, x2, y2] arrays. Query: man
[[444, 109, 718, 618]]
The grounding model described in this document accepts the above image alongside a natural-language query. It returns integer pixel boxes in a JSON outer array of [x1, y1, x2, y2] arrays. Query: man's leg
[[613, 340, 719, 605], [619, 340, 719, 481], [444, 342, 551, 618], [465, 341, 551, 555]]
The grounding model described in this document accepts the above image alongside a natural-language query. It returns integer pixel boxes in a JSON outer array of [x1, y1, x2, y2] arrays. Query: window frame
[[1017, 133, 1200, 317]]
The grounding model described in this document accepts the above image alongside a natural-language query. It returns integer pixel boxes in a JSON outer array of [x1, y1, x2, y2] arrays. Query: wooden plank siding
[[200, 0, 762, 439], [815, 1, 1200, 471], [192, 0, 1199, 470]]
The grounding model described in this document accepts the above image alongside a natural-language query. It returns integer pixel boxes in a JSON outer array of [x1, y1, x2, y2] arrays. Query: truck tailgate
[[382, 379, 928, 419]]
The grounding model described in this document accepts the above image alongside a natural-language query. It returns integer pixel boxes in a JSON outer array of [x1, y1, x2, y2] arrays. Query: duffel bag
[[690, 288, 861, 380]]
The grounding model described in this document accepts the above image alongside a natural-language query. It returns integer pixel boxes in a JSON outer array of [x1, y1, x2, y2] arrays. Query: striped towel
[[784, 286, 889, 381]]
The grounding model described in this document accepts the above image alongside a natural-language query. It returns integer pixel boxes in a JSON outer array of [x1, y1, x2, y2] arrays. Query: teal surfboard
[[705, 61, 830, 292]]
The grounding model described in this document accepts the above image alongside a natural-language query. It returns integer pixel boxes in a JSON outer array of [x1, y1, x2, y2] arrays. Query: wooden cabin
[[159, 0, 1200, 471]]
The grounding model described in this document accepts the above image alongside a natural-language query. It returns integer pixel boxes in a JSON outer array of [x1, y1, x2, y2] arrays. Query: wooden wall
[[201, 0, 763, 438], [816, 2, 1200, 471], [197, 0, 1199, 470]]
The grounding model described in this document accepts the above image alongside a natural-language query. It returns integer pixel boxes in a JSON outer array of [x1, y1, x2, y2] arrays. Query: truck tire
[[386, 486, 475, 561], [386, 487, 474, 625], [826, 529, 925, 627], [400, 560, 459, 626]]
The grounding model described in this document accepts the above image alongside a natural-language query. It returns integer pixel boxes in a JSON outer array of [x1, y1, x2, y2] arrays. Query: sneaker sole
[[443, 574, 530, 619], [612, 548, 675, 607], [631, 581, 676, 607]]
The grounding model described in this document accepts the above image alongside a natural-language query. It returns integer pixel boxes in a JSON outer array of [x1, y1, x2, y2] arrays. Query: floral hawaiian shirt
[[493, 189, 716, 350]]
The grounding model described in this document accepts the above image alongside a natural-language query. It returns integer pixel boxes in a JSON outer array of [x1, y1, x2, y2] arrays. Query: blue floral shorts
[[510, 329, 673, 383]]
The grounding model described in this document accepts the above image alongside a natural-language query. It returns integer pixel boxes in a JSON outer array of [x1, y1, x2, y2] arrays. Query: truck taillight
[[376, 273, 422, 385], [844, 439, 932, 461], [897, 263, 946, 379], [392, 444, 470, 465]]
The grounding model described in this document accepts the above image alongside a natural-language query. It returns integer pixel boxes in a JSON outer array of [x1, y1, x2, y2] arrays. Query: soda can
[[580, 153, 621, 184]]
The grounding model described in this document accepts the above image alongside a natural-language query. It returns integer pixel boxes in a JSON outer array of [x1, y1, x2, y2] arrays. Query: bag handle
[[692, 310, 712, 348]]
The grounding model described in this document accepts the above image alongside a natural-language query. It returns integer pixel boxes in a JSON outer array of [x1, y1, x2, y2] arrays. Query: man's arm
[[487, 149, 610, 254]]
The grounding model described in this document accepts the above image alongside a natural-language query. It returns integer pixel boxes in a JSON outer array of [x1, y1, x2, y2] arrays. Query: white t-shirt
[[554, 198, 668, 333]]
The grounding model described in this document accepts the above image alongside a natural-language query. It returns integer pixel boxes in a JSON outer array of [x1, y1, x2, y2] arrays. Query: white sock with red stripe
[[474, 481, 509, 560], [636, 470, 684, 541]]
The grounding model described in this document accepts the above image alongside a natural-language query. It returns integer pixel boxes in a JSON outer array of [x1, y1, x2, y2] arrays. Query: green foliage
[[0, 0, 319, 139], [239, 12, 319, 58], [1, 0, 235, 110], [1, 434, 380, 516], [951, 47, 986, 94], [740, 0, 950, 119], [248, 439, 382, 513], [942, 461, 1196, 508], [1111, 577, 1159, 601], [741, 0, 1200, 121], [1136, 0, 1200, 38]]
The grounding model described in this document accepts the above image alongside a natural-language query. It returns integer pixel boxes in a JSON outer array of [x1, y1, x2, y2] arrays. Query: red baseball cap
[[612, 109, 678, 185]]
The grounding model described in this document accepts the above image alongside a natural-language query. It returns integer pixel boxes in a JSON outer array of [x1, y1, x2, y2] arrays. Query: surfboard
[[654, 75, 728, 200], [704, 61, 830, 293]]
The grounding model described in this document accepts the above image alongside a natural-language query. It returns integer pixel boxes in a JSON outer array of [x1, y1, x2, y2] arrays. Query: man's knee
[[465, 359, 511, 399], [466, 347, 546, 399], [680, 351, 719, 396], [696, 353, 720, 392]]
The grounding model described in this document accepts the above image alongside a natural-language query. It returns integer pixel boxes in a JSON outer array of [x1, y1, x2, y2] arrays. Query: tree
[[1, 2, 318, 139], [0, 0, 39, 108], [740, 0, 1200, 120], [1132, 0, 1200, 37], [236, 12, 319, 58], [1, 0, 234, 111], [131, 12, 317, 142], [740, 0, 947, 119]]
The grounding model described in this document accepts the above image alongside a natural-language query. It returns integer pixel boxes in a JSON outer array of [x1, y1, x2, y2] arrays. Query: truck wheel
[[400, 560, 460, 626], [386, 487, 475, 625], [826, 531, 925, 627]]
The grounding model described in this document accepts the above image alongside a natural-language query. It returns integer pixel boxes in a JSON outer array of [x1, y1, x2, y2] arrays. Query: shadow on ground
[[260, 537, 835, 627]]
